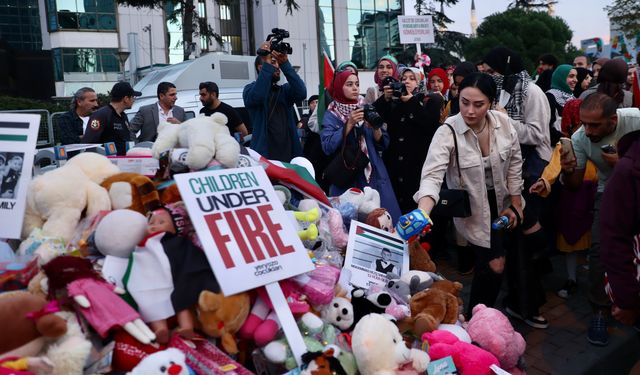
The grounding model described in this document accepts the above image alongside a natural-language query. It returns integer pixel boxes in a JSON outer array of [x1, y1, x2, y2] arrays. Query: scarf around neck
[[327, 96, 367, 124], [492, 70, 531, 121], [547, 88, 575, 108]]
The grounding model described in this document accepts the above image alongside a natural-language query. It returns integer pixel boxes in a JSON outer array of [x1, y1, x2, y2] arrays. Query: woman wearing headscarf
[[482, 46, 551, 329], [546, 64, 578, 146], [365, 55, 400, 104], [579, 58, 633, 107], [321, 70, 401, 221], [427, 68, 451, 122], [372, 67, 441, 214], [573, 67, 594, 98]]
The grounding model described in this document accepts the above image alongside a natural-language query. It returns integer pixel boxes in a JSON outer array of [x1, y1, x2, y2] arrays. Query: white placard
[[0, 114, 40, 239], [343, 221, 409, 290], [398, 15, 435, 44], [108, 156, 159, 177], [174, 166, 314, 296]]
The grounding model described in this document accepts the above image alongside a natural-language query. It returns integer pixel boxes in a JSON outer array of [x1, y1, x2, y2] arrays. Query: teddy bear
[[352, 313, 430, 375], [196, 290, 251, 355], [127, 348, 190, 375], [466, 304, 526, 374], [321, 296, 354, 332], [422, 330, 499, 375], [408, 240, 436, 273], [21, 152, 119, 242], [401, 280, 463, 337], [0, 291, 92, 375], [152, 113, 240, 170], [100, 172, 161, 215]]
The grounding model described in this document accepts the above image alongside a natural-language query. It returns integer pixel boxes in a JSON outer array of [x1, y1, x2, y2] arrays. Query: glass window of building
[[318, 0, 335, 62], [218, 1, 242, 55], [46, 0, 116, 31], [165, 0, 211, 64], [0, 0, 43, 51], [348, 0, 401, 69], [52, 47, 119, 81]]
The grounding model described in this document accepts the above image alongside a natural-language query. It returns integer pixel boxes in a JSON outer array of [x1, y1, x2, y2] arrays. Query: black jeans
[[467, 189, 506, 316]]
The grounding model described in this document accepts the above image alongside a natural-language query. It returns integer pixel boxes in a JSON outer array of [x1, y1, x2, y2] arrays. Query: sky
[[443, 0, 613, 48]]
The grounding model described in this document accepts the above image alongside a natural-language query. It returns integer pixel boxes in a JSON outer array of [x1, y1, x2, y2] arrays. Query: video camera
[[257, 28, 293, 56]]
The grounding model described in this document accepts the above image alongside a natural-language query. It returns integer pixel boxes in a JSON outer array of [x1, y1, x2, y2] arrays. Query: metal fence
[[0, 109, 54, 148]]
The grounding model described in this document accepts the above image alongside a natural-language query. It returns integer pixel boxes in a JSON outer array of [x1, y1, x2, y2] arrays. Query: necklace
[[472, 120, 487, 135]]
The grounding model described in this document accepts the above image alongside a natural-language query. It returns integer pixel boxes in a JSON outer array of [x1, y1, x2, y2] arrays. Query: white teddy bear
[[152, 113, 240, 170], [21, 152, 119, 242], [351, 313, 430, 375], [128, 348, 190, 375]]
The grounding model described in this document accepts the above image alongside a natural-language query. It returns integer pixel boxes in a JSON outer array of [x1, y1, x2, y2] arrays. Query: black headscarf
[[573, 67, 593, 98]]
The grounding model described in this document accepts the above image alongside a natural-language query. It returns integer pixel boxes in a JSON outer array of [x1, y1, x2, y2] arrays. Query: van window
[[185, 111, 196, 120]]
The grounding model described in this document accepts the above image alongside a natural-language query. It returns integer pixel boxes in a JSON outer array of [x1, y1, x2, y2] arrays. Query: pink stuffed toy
[[319, 208, 349, 249], [422, 330, 499, 375], [291, 263, 341, 306], [466, 304, 526, 373]]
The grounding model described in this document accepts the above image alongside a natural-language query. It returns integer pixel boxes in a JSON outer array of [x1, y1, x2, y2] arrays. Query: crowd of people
[[56, 42, 640, 349]]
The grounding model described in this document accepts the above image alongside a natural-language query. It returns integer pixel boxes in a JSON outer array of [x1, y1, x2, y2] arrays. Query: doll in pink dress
[[42, 255, 156, 344]]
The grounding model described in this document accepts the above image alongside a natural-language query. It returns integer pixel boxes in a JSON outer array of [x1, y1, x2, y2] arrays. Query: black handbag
[[431, 124, 472, 218], [322, 127, 370, 189]]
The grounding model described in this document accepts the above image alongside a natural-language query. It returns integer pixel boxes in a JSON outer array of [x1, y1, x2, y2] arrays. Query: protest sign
[[398, 15, 435, 44], [0, 114, 40, 239], [343, 221, 408, 290]]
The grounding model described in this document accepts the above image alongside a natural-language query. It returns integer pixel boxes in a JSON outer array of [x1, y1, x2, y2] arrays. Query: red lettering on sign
[[235, 207, 275, 259], [204, 213, 235, 268], [258, 204, 294, 255], [223, 211, 254, 264]]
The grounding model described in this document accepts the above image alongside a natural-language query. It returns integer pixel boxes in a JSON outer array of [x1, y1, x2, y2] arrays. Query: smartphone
[[601, 144, 617, 154], [559, 137, 576, 162]]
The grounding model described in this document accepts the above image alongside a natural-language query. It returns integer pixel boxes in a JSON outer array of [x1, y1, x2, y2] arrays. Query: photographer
[[243, 32, 306, 162], [321, 71, 401, 221], [373, 67, 441, 213]]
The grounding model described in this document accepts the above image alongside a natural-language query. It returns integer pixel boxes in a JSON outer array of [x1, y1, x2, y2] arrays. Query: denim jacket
[[414, 111, 524, 248]]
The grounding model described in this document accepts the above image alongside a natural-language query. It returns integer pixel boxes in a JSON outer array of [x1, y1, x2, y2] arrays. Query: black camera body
[[389, 82, 407, 99], [257, 28, 293, 56], [361, 104, 385, 130]]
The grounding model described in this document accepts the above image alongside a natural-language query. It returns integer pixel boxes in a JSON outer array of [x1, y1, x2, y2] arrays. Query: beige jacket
[[414, 111, 524, 248]]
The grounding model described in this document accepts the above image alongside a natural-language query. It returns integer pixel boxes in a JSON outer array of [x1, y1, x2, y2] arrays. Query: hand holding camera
[[346, 108, 364, 132]]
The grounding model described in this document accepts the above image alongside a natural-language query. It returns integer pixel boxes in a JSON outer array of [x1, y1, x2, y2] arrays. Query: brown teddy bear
[[100, 172, 161, 215], [0, 291, 67, 357], [400, 279, 463, 337], [197, 290, 251, 355], [408, 239, 436, 273]]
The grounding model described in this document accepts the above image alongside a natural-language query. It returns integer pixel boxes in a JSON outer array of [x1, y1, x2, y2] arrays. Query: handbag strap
[[340, 123, 365, 171], [444, 123, 465, 188]]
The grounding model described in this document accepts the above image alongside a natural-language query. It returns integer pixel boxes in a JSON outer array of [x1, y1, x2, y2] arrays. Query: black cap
[[308, 95, 319, 102], [111, 81, 142, 100]]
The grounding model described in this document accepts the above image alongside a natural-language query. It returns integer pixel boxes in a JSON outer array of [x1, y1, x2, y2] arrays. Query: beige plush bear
[[21, 152, 119, 242], [152, 113, 240, 170], [352, 313, 430, 374]]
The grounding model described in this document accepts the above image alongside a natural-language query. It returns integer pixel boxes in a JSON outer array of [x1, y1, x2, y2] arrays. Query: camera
[[257, 28, 293, 56], [389, 82, 407, 99], [361, 104, 385, 130]]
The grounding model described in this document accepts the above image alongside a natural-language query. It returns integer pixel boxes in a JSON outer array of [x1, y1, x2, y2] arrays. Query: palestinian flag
[[0, 120, 30, 142], [243, 147, 331, 206], [355, 224, 404, 251], [316, 49, 334, 134], [322, 50, 335, 91]]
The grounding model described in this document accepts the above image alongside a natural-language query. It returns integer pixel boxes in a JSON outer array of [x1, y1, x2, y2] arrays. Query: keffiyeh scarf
[[492, 71, 531, 121]]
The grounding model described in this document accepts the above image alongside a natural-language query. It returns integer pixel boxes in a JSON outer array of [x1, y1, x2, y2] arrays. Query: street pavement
[[435, 250, 640, 375]]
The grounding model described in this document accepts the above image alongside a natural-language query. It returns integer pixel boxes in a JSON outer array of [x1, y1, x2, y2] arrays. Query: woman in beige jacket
[[414, 73, 524, 316]]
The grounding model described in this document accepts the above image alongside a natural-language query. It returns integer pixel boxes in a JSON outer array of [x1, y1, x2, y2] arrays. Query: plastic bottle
[[492, 216, 510, 230]]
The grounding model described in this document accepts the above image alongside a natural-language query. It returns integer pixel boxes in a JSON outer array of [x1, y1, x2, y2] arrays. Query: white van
[[126, 53, 258, 130]]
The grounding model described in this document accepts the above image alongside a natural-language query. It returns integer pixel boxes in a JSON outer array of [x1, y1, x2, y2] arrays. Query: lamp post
[[142, 24, 153, 70], [116, 50, 131, 82]]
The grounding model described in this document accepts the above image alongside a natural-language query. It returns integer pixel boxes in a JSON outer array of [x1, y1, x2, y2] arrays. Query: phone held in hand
[[559, 137, 576, 162], [601, 144, 617, 154]]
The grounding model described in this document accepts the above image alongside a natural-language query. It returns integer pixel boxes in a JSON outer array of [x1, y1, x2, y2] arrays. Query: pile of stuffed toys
[[0, 114, 527, 375]]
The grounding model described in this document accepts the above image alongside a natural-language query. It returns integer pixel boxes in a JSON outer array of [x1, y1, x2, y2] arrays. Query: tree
[[117, 0, 300, 61], [464, 8, 576, 73], [414, 0, 460, 29], [606, 0, 640, 41], [508, 0, 557, 10]]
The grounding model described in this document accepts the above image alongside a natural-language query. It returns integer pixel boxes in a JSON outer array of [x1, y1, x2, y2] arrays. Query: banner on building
[[398, 15, 435, 44], [175, 166, 314, 295], [0, 114, 40, 239]]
